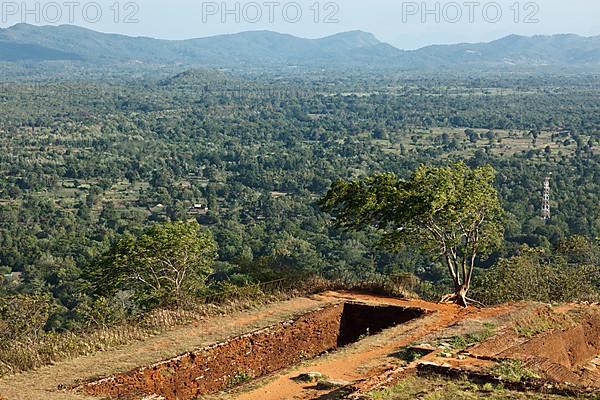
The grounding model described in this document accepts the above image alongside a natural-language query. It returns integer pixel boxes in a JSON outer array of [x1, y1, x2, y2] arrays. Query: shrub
[[0, 294, 52, 342], [473, 246, 599, 305]]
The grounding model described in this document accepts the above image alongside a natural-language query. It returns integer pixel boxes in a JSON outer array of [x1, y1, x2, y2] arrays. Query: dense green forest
[[0, 71, 599, 329]]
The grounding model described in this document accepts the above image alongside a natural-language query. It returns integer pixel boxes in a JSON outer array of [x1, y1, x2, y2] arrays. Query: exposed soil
[[80, 303, 427, 399], [230, 293, 480, 400], [0, 292, 596, 400], [468, 307, 600, 387], [0, 294, 334, 400], [230, 299, 600, 400]]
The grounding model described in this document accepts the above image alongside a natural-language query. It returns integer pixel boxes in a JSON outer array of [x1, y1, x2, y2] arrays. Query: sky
[[1, 0, 599, 49]]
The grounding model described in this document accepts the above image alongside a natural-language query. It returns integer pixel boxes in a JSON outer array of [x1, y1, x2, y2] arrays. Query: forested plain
[[0, 70, 599, 332]]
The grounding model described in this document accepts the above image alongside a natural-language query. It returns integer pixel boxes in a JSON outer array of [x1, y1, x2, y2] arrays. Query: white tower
[[541, 176, 551, 221]]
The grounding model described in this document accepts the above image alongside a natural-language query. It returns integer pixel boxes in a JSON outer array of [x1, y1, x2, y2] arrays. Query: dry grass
[[0, 279, 303, 378], [0, 293, 336, 400], [0, 275, 415, 379], [512, 307, 574, 338], [0, 276, 424, 400]]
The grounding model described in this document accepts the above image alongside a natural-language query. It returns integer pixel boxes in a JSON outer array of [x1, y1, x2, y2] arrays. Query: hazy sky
[[2, 0, 599, 48]]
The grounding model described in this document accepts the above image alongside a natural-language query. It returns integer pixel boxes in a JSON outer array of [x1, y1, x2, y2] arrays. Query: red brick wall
[[82, 304, 345, 400]]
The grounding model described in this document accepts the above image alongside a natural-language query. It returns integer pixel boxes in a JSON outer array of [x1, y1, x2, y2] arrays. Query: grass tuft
[[447, 323, 497, 350], [489, 360, 540, 383]]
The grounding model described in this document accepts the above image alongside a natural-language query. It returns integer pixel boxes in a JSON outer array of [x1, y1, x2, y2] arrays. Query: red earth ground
[[0, 291, 598, 400]]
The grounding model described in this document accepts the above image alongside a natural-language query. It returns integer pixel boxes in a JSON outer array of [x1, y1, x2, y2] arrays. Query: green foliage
[[473, 246, 600, 305], [489, 360, 540, 382], [447, 323, 497, 350], [75, 296, 127, 328], [91, 221, 217, 308], [0, 278, 301, 377], [321, 162, 504, 304], [0, 294, 53, 342], [0, 74, 599, 330], [394, 346, 431, 363], [228, 370, 255, 387], [0, 74, 598, 385], [368, 376, 582, 400], [557, 235, 600, 265]]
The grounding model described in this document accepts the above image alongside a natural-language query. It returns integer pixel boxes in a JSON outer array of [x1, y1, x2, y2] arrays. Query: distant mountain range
[[1, 23, 600, 71]]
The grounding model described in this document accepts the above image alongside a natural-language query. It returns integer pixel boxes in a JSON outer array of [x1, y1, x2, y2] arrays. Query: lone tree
[[320, 162, 504, 307], [93, 221, 217, 308]]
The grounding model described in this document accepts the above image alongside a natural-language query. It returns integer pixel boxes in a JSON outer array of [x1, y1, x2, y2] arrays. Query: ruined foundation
[[81, 302, 426, 400]]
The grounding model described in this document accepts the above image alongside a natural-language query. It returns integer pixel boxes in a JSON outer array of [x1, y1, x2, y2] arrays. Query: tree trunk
[[455, 284, 469, 308], [440, 284, 470, 307]]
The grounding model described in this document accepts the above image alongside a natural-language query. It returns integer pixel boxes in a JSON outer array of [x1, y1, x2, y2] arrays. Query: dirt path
[[0, 294, 337, 400], [0, 292, 515, 400], [231, 292, 474, 400]]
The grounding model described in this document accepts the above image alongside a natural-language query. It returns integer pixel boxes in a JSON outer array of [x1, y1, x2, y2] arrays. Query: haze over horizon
[[1, 0, 599, 49]]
